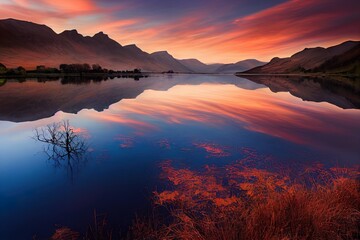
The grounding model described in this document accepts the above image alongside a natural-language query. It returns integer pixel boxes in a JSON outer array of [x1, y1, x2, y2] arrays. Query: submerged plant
[[130, 160, 360, 240]]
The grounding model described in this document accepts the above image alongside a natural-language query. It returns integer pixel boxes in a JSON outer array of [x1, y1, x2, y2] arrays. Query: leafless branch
[[33, 120, 88, 175]]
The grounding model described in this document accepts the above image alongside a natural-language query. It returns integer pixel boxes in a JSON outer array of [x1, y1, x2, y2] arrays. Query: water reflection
[[33, 120, 88, 180], [240, 75, 360, 109], [0, 75, 262, 122], [0, 78, 6, 86], [0, 74, 359, 239], [83, 84, 360, 160], [1, 74, 358, 123]]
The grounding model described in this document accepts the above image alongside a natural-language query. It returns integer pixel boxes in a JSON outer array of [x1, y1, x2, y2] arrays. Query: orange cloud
[[1, 0, 359, 63], [41, 0, 96, 13], [87, 0, 359, 63]]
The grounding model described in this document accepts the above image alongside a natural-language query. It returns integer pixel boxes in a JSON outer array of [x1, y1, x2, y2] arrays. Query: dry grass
[[129, 178, 359, 240], [50, 160, 360, 240], [128, 160, 360, 240]]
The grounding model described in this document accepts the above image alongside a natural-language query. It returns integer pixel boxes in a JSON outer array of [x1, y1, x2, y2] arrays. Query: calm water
[[0, 74, 359, 239]]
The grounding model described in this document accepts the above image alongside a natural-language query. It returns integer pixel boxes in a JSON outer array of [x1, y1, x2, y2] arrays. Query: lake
[[0, 74, 359, 239]]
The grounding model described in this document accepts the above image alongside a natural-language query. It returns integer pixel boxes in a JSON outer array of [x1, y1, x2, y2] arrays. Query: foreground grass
[[130, 179, 359, 240], [50, 162, 360, 240]]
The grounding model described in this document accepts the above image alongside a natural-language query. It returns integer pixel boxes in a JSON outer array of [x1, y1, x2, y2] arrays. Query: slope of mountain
[[215, 59, 266, 73], [244, 41, 360, 74], [179, 59, 266, 73], [150, 51, 192, 72], [312, 44, 360, 75], [0, 18, 266, 73], [0, 18, 188, 72], [178, 59, 217, 73]]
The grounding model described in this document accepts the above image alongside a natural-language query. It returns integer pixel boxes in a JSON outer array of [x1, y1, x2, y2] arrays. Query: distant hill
[[244, 41, 360, 74], [0, 18, 264, 73], [178, 59, 218, 73], [214, 59, 266, 73], [179, 59, 265, 73], [150, 51, 191, 73]]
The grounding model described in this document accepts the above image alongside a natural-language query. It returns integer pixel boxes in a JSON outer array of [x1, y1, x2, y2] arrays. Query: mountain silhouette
[[0, 18, 264, 73], [244, 41, 360, 74]]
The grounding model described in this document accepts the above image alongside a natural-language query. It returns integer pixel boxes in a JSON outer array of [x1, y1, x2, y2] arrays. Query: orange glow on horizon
[[0, 0, 359, 63]]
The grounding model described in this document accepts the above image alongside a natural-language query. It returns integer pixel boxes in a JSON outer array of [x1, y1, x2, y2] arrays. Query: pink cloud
[[0, 0, 359, 62]]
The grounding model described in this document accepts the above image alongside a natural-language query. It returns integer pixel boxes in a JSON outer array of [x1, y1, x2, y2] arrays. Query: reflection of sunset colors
[[114, 135, 135, 148], [1, 0, 359, 62], [83, 84, 360, 152], [194, 143, 231, 158]]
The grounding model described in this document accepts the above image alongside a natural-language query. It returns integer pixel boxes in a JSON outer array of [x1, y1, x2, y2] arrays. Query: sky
[[0, 0, 359, 63]]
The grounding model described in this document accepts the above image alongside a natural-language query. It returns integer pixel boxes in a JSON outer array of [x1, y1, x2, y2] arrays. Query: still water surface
[[0, 74, 359, 239]]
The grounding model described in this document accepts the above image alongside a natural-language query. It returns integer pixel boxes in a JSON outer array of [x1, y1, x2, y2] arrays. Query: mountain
[[0, 18, 188, 72], [178, 59, 217, 73], [244, 41, 360, 74], [179, 59, 265, 73], [0, 18, 265, 73], [312, 43, 360, 75], [214, 59, 266, 73], [150, 51, 191, 72]]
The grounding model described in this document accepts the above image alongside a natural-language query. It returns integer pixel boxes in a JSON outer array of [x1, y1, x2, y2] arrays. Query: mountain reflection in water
[[0, 74, 359, 123], [240, 75, 360, 109]]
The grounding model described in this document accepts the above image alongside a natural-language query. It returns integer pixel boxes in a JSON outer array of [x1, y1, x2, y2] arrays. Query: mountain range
[[0, 18, 265, 73], [243, 41, 360, 75]]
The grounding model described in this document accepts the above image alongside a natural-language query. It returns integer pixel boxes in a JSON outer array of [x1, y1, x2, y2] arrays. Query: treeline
[[0, 63, 26, 75], [59, 64, 141, 74], [0, 63, 142, 76]]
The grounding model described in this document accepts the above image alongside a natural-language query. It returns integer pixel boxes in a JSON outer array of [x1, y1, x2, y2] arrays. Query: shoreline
[[1, 72, 359, 79], [0, 72, 149, 79], [236, 73, 360, 78]]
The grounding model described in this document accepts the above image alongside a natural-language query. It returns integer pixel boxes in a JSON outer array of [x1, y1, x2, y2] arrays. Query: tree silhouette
[[92, 64, 102, 72], [0, 63, 6, 74], [34, 120, 88, 179]]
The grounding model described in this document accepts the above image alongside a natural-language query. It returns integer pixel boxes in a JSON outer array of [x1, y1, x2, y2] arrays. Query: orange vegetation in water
[[132, 155, 360, 240], [50, 149, 360, 240], [50, 227, 79, 240]]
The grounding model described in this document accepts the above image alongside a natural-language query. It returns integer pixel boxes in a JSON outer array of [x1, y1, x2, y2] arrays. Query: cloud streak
[[0, 0, 359, 62]]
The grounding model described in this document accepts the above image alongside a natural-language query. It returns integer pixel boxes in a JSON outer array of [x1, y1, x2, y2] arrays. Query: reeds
[[50, 162, 360, 240], [129, 162, 360, 240]]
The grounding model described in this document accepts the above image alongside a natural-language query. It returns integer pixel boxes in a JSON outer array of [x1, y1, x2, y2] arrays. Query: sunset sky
[[0, 0, 359, 63]]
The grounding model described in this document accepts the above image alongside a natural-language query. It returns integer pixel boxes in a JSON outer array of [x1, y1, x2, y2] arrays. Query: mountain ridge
[[243, 41, 360, 74], [0, 18, 264, 73]]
